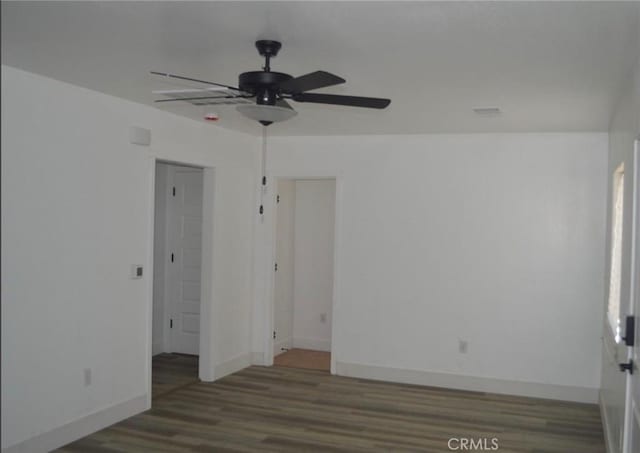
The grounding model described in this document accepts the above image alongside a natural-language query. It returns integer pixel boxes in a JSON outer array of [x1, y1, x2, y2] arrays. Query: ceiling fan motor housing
[[239, 71, 292, 105]]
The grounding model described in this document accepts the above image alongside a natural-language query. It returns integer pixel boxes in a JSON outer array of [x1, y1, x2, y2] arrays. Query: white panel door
[[624, 141, 640, 453], [168, 166, 203, 355]]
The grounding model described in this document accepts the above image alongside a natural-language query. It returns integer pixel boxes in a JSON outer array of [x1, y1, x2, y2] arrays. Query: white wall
[[253, 132, 608, 402], [600, 56, 640, 453], [1, 65, 257, 451], [273, 179, 295, 355], [152, 163, 169, 356], [292, 180, 335, 352]]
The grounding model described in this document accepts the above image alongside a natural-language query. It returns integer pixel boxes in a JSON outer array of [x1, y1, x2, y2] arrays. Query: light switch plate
[[131, 265, 143, 279]]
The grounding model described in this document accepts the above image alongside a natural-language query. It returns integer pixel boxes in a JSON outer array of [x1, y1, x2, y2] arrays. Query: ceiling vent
[[473, 107, 501, 116]]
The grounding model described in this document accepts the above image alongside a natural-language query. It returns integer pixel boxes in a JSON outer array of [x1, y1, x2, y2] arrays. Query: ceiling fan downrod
[[256, 40, 281, 72]]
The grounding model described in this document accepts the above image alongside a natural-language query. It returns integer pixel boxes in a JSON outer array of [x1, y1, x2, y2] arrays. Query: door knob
[[619, 360, 634, 374]]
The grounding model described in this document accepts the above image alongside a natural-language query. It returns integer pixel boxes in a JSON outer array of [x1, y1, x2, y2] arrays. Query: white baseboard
[[214, 353, 251, 380], [335, 361, 599, 404], [2, 394, 148, 453], [292, 337, 331, 352], [599, 390, 617, 453], [251, 351, 267, 365]]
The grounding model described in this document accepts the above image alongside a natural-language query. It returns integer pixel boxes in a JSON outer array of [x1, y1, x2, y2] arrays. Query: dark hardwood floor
[[57, 355, 605, 452], [152, 353, 199, 398]]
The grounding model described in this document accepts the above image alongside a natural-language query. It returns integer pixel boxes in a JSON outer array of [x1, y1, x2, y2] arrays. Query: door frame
[[147, 157, 216, 407], [264, 173, 343, 374], [622, 137, 640, 453]]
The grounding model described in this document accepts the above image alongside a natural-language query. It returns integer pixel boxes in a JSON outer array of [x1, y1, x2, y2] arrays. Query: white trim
[[146, 157, 156, 409], [198, 167, 216, 381], [329, 177, 343, 375], [214, 353, 251, 380], [292, 337, 331, 352], [163, 164, 175, 353], [601, 390, 617, 453], [622, 139, 640, 453], [336, 361, 599, 404], [1, 395, 148, 453], [251, 352, 266, 365]]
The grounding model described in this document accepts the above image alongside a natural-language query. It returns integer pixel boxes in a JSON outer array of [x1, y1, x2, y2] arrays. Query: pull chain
[[262, 126, 267, 193], [260, 126, 267, 223]]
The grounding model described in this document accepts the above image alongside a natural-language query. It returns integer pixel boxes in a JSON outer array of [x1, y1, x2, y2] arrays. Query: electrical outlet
[[84, 368, 92, 386], [320, 313, 327, 323], [458, 340, 468, 354]]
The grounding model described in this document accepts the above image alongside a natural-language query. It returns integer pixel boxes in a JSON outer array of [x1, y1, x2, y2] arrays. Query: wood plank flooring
[[57, 356, 605, 452], [274, 348, 331, 371], [152, 353, 199, 398]]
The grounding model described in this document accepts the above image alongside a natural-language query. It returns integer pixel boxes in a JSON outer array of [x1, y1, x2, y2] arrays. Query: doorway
[[272, 178, 336, 372], [152, 161, 204, 397]]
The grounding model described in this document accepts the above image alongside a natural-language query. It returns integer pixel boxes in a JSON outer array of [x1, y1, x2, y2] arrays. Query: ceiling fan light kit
[[152, 39, 391, 126], [236, 104, 298, 125]]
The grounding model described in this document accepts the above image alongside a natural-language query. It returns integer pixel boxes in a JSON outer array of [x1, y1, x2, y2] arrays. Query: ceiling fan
[[151, 40, 391, 126]]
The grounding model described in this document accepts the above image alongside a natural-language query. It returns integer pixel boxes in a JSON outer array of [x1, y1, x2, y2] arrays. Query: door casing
[[622, 138, 640, 453]]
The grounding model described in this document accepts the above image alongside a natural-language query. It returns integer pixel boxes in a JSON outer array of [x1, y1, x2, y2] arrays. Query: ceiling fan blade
[[292, 93, 390, 109], [154, 95, 252, 103], [150, 71, 242, 92], [279, 71, 345, 94]]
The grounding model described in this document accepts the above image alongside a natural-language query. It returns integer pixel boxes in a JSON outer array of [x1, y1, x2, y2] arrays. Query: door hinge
[[273, 331, 276, 339], [170, 319, 173, 329], [619, 359, 634, 374], [274, 262, 278, 272], [172, 186, 176, 197], [171, 253, 174, 263], [259, 205, 264, 215], [277, 195, 280, 204]]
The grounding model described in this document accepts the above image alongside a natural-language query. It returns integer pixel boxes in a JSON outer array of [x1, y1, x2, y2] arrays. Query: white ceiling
[[2, 1, 639, 136]]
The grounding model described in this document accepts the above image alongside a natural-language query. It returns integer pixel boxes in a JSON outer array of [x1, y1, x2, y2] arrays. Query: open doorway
[[272, 178, 336, 372], [152, 161, 204, 398]]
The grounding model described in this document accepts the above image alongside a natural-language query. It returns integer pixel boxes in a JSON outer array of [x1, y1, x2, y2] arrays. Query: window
[[607, 164, 624, 342]]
